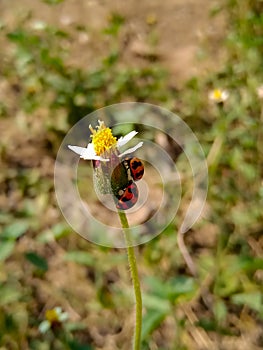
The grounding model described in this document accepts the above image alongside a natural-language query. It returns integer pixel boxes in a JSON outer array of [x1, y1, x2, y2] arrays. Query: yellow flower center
[[90, 120, 117, 156], [213, 89, 222, 100], [45, 309, 60, 323]]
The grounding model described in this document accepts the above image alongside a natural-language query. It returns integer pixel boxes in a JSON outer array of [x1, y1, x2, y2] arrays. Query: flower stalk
[[68, 121, 144, 349], [118, 210, 142, 350]]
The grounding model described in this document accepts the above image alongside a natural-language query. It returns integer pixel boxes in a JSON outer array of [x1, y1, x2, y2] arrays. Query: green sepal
[[93, 163, 111, 195]]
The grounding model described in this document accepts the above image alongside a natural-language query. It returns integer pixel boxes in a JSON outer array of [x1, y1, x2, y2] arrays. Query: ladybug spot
[[118, 189, 124, 196], [122, 196, 130, 202], [131, 160, 141, 169]]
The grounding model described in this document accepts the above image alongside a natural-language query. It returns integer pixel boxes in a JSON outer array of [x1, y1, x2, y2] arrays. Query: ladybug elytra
[[116, 181, 139, 210], [123, 157, 144, 181]]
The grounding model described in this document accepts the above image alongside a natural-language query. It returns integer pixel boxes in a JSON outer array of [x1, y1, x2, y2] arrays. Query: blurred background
[[0, 0, 263, 349]]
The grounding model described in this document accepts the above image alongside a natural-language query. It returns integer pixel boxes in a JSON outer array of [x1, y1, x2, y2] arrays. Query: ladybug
[[111, 157, 144, 195], [116, 181, 139, 210], [123, 157, 144, 181], [110, 156, 144, 210]]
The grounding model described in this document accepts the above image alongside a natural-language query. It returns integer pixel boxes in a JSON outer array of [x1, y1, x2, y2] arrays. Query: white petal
[[221, 91, 229, 101], [68, 144, 95, 158], [118, 142, 143, 157], [58, 312, 68, 322], [68, 144, 109, 161], [117, 131, 138, 148], [39, 320, 51, 334], [54, 307, 62, 314]]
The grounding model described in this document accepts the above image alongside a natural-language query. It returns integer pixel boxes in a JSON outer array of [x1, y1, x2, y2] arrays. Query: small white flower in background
[[39, 307, 68, 334], [78, 32, 90, 44], [30, 20, 47, 31], [257, 85, 263, 100], [209, 88, 229, 104], [68, 120, 143, 161], [59, 15, 73, 26]]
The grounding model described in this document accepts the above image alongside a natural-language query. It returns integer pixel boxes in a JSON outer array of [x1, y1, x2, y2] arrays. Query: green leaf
[[0, 241, 15, 261], [52, 222, 71, 239], [37, 222, 71, 243], [231, 292, 262, 313], [144, 275, 196, 301], [198, 318, 217, 332], [213, 299, 227, 323], [167, 276, 197, 300], [1, 221, 29, 240], [141, 309, 167, 341], [144, 276, 172, 299], [67, 339, 93, 350], [103, 13, 125, 37], [7, 30, 26, 42], [112, 124, 135, 137], [142, 294, 170, 313], [64, 251, 95, 266], [237, 257, 263, 272], [25, 252, 48, 271]]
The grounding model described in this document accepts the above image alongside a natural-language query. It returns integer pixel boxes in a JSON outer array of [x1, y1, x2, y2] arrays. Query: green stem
[[118, 210, 142, 350]]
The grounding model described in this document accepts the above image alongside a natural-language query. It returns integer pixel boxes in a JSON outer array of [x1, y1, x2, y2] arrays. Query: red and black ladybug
[[111, 157, 144, 210], [123, 157, 144, 181], [116, 181, 139, 210]]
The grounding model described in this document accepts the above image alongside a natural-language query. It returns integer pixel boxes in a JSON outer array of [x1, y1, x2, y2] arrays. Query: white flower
[[208, 88, 229, 104], [39, 307, 68, 334], [68, 121, 143, 161], [30, 20, 47, 31]]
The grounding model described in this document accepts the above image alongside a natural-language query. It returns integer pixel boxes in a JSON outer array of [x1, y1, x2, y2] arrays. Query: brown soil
[[1, 0, 226, 84]]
